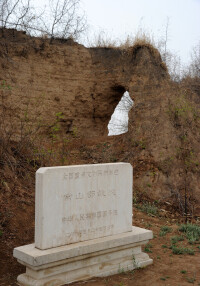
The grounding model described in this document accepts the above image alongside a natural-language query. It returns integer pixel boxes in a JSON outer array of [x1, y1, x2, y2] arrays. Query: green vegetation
[[136, 202, 158, 216], [144, 243, 153, 253], [168, 95, 199, 124], [145, 223, 152, 229], [160, 276, 170, 281], [160, 224, 200, 256], [171, 235, 184, 245], [50, 112, 64, 141], [0, 80, 12, 90], [180, 270, 187, 274], [132, 255, 138, 269], [159, 226, 172, 237], [118, 283, 126, 286], [118, 265, 125, 274], [132, 139, 146, 150], [178, 223, 200, 244], [171, 245, 194, 255], [186, 277, 196, 283]]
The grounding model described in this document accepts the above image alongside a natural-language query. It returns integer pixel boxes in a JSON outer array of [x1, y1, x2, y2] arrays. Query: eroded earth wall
[[0, 29, 168, 138], [0, 29, 199, 215]]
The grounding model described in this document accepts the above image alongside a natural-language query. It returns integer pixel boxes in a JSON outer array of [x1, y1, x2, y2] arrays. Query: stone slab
[[25, 246, 142, 279], [17, 253, 152, 286], [14, 226, 152, 267], [35, 163, 133, 250], [14, 227, 153, 286]]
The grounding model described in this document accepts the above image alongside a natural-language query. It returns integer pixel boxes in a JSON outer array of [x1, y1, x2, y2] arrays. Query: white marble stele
[[35, 163, 133, 249], [13, 163, 153, 286]]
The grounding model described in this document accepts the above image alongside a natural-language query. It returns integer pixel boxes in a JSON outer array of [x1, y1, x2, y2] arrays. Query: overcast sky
[[82, 0, 200, 64], [35, 0, 200, 65]]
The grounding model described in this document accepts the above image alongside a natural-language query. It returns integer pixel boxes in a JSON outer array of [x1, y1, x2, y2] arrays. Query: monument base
[[14, 227, 153, 286]]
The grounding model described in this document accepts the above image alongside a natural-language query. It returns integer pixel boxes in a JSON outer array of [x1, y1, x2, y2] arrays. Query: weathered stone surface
[[14, 227, 153, 286], [35, 163, 132, 250]]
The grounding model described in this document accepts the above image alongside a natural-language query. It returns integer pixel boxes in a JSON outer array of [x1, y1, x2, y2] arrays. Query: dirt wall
[[0, 29, 168, 138], [0, 29, 199, 216]]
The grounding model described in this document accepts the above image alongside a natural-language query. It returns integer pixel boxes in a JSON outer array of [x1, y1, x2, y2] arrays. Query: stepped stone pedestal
[[14, 227, 153, 286], [13, 163, 153, 286]]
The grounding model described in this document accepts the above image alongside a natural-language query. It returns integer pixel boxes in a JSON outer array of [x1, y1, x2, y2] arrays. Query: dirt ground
[[1, 206, 200, 286], [69, 209, 200, 286]]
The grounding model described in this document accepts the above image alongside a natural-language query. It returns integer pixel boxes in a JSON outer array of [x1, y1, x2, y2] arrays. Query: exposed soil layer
[[0, 28, 168, 138]]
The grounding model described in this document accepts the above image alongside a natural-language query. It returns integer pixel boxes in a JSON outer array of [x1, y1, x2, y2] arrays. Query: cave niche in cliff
[[111, 85, 126, 94], [108, 90, 133, 136]]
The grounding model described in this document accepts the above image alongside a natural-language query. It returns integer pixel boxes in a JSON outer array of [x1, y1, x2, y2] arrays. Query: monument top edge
[[36, 163, 132, 174]]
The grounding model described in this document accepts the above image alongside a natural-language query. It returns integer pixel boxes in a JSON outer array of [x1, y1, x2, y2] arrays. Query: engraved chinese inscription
[[62, 209, 118, 222], [63, 189, 117, 200], [63, 169, 119, 180], [35, 163, 132, 249]]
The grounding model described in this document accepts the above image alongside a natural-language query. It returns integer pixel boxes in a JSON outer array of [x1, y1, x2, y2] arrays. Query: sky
[[34, 0, 200, 65], [81, 0, 200, 65]]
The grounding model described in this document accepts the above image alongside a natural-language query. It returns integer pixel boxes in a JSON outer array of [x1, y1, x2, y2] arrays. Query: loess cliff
[[0, 28, 168, 137], [0, 28, 200, 284]]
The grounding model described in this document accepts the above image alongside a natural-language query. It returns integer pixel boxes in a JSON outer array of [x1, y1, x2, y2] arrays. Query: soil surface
[[69, 209, 200, 286]]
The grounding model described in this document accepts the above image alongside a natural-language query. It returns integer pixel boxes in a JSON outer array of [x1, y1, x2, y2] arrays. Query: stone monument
[[13, 163, 153, 285]]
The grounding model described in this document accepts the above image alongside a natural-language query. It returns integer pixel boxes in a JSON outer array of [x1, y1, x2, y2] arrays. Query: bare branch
[[46, 0, 87, 41], [0, 0, 87, 40], [14, 0, 30, 29], [4, 0, 20, 28], [188, 42, 200, 78]]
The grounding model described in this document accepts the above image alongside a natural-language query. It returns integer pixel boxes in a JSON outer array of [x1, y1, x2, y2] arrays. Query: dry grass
[[87, 31, 118, 48], [88, 29, 155, 50], [88, 30, 168, 71]]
